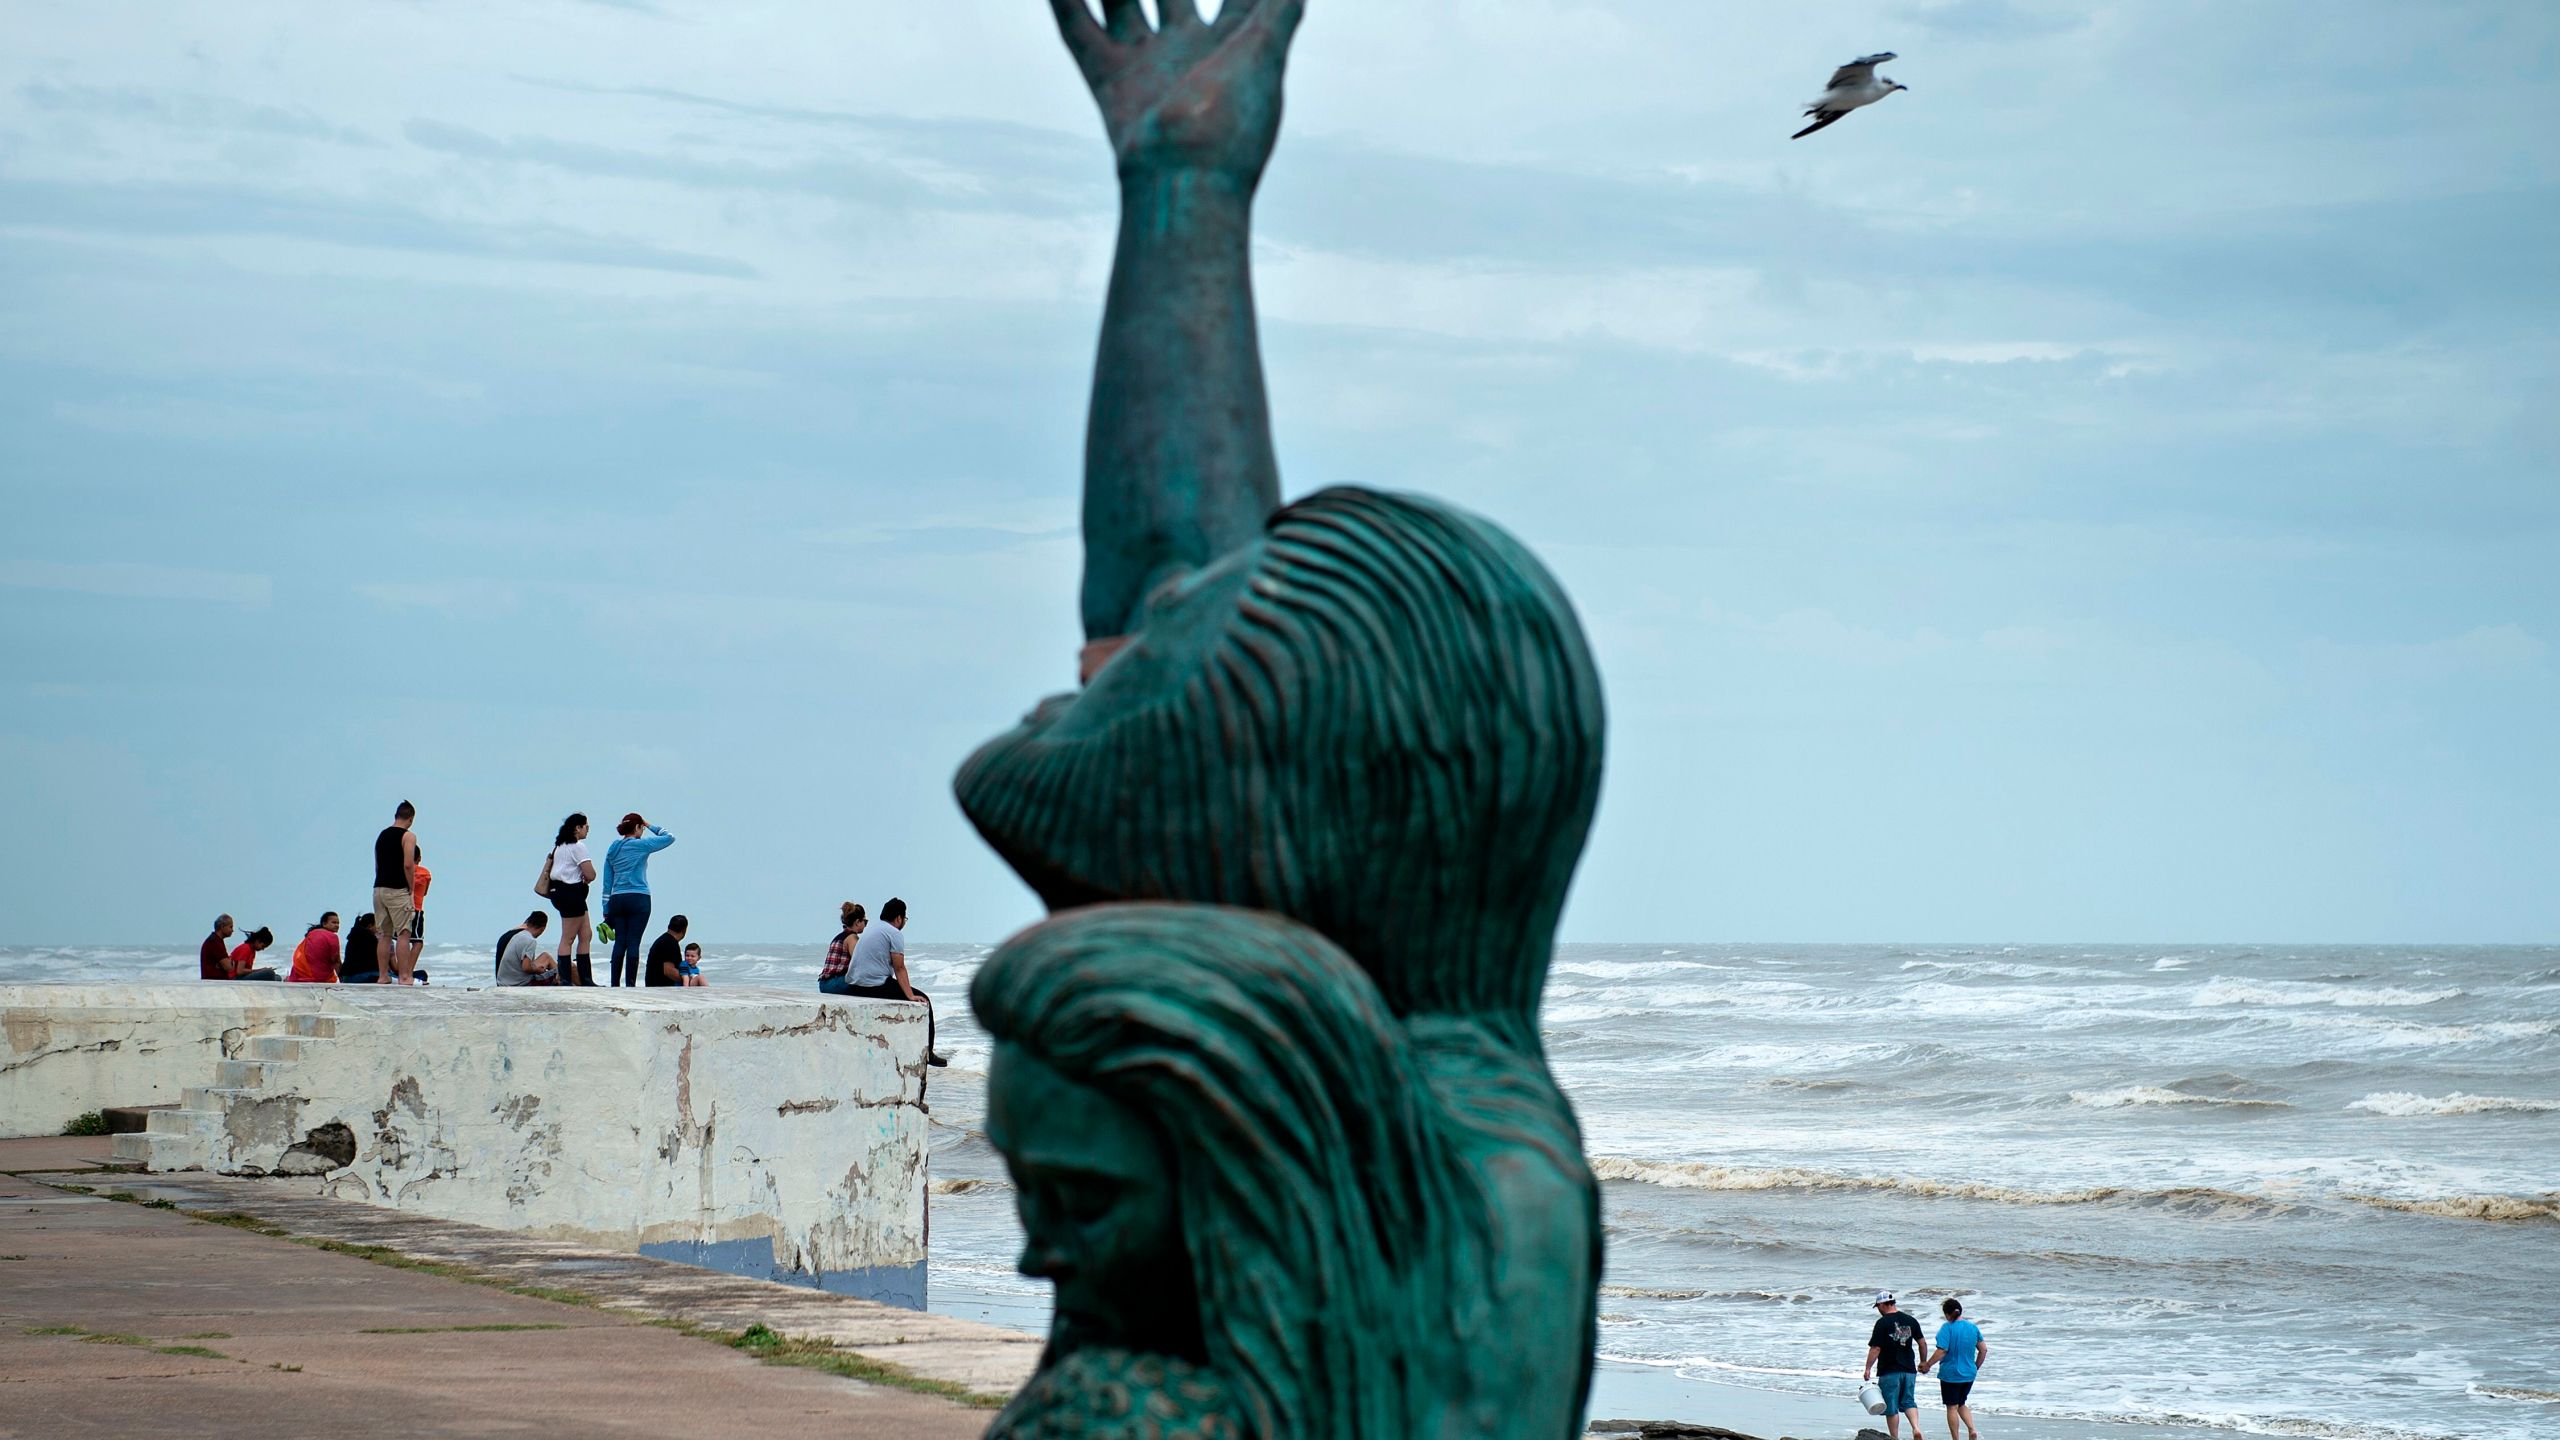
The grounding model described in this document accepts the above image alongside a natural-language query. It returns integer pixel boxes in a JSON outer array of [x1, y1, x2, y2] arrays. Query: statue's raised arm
[[1049, 0, 1304, 653], [960, 7, 1609, 1433]]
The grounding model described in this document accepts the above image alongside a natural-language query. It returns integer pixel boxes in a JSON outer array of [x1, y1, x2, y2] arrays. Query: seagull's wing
[[1792, 109, 1850, 140], [1825, 52, 1897, 90]]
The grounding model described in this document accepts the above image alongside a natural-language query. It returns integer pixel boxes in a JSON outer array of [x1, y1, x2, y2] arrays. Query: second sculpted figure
[[958, 3, 1608, 1437]]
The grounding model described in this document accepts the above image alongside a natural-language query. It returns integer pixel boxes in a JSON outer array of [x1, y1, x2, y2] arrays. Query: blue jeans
[[604, 893, 650, 986], [1878, 1372, 1918, 1415]]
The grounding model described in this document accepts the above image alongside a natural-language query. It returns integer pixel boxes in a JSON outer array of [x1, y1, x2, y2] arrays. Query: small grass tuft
[[77, 1331, 154, 1347], [180, 1331, 233, 1339], [153, 1344, 226, 1358], [60, 1111, 110, 1137], [189, 1211, 291, 1237], [722, 1322, 1005, 1407]]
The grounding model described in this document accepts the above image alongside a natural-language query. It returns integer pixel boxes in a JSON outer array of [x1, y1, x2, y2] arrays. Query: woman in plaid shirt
[[817, 902, 867, 994]]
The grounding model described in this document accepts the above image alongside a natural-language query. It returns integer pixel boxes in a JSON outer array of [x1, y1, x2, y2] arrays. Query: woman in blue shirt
[[1926, 1297, 1987, 1440], [601, 812, 674, 987]]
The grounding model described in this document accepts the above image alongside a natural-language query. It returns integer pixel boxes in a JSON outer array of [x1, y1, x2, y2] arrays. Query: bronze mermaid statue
[[956, 4, 1607, 1435]]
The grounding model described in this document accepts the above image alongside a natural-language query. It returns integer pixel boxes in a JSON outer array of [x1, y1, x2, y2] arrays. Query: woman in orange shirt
[[288, 913, 343, 983]]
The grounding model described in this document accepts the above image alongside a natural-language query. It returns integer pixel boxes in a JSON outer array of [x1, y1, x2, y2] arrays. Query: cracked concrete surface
[[15, 1164, 1041, 1399], [7, 984, 933, 1283], [0, 1159, 1002, 1439]]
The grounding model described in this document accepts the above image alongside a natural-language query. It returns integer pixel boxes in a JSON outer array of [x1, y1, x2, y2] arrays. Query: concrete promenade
[[0, 1138, 1029, 1439]]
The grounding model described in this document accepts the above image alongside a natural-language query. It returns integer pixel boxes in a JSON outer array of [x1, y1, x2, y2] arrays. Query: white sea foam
[[2344, 1192, 2560, 1223], [1589, 1156, 2287, 1213], [2348, 1091, 2560, 1117], [2069, 1085, 2292, 1110], [2192, 978, 2463, 1008]]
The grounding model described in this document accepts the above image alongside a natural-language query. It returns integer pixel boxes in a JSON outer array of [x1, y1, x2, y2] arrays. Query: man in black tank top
[[371, 800, 421, 983]]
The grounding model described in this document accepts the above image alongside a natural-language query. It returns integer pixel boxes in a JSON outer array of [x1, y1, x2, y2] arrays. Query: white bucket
[[1859, 1380, 1887, 1416]]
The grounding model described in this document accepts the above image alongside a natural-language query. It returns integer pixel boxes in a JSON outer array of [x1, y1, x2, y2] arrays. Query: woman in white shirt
[[547, 813, 599, 987]]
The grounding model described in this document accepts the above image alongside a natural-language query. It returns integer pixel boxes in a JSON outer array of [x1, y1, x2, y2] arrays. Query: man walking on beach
[[371, 800, 421, 984], [1865, 1290, 1928, 1440], [842, 898, 948, 1067], [1926, 1297, 1987, 1440]]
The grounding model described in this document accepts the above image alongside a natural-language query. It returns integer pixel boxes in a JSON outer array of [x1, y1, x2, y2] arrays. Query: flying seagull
[[1793, 52, 1908, 139]]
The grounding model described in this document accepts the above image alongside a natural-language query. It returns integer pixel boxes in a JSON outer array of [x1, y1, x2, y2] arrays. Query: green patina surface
[[954, 4, 1608, 1437]]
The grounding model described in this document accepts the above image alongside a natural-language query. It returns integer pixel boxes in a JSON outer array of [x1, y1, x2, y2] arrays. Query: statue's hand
[[1048, 0, 1306, 185]]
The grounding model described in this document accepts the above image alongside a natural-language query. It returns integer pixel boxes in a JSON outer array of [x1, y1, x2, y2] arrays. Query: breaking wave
[[2192, 978, 2462, 1008], [2347, 1091, 2560, 1117], [2069, 1086, 2292, 1110], [2472, 1383, 2560, 1403], [1595, 1285, 1815, 1303], [1589, 1157, 2288, 1214], [2345, 1192, 2560, 1224]]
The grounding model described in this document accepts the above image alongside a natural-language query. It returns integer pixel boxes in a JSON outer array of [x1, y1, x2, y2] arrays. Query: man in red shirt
[[199, 915, 236, 979]]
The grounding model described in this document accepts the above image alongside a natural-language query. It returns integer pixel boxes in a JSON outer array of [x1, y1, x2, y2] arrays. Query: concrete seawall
[[0, 984, 931, 1301]]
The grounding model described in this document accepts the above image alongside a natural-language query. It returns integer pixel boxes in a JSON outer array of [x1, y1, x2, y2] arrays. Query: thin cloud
[[0, 178, 759, 279], [19, 80, 381, 146], [4, 562, 272, 608]]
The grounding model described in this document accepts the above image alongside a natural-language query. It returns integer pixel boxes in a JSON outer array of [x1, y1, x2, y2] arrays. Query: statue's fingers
[[1100, 0, 1150, 42], [1047, 0, 1108, 65], [1218, 0, 1304, 40]]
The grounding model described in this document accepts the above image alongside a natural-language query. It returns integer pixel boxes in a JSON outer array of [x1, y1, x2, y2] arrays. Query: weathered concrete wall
[[0, 984, 314, 1136], [0, 985, 931, 1291]]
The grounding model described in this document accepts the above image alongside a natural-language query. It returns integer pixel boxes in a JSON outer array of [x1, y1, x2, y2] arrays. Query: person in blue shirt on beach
[[600, 812, 673, 987], [1925, 1297, 1987, 1440]]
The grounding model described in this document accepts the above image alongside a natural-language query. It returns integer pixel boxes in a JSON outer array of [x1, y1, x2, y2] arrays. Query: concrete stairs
[[111, 1014, 338, 1172]]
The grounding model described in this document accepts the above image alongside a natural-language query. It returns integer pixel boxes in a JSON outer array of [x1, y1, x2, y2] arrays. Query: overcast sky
[[3, 0, 2553, 947]]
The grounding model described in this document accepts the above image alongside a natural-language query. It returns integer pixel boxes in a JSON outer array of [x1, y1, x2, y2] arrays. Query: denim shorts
[[1878, 1372, 1918, 1414]]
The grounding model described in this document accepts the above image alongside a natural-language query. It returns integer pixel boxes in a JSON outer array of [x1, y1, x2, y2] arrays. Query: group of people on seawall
[[197, 800, 436, 985], [195, 800, 704, 989], [527, 808, 686, 987], [189, 800, 944, 1066], [1865, 1292, 1988, 1440]]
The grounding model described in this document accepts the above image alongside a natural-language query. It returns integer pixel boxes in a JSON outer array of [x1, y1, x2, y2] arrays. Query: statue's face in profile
[[988, 1041, 1199, 1356]]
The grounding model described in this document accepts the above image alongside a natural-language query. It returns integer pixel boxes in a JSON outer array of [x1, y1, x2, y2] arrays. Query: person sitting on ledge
[[288, 912, 342, 983], [338, 913, 383, 984], [645, 914, 689, 987], [226, 926, 280, 982], [836, 898, 947, 1067], [493, 910, 559, 987], [200, 915, 244, 980], [680, 942, 705, 987]]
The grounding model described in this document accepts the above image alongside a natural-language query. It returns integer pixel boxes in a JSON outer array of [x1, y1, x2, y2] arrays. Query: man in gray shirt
[[495, 911, 558, 987], [839, 898, 947, 1067]]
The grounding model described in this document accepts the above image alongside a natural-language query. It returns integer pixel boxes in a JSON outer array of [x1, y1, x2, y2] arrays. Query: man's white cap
[[1873, 1290, 1895, 1306]]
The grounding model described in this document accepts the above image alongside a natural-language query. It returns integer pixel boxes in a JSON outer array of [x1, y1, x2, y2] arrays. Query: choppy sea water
[[8, 941, 2554, 1440]]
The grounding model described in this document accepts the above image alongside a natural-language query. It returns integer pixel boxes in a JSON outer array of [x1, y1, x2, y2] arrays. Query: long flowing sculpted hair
[[959, 486, 1606, 1053], [971, 903, 1497, 1440]]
